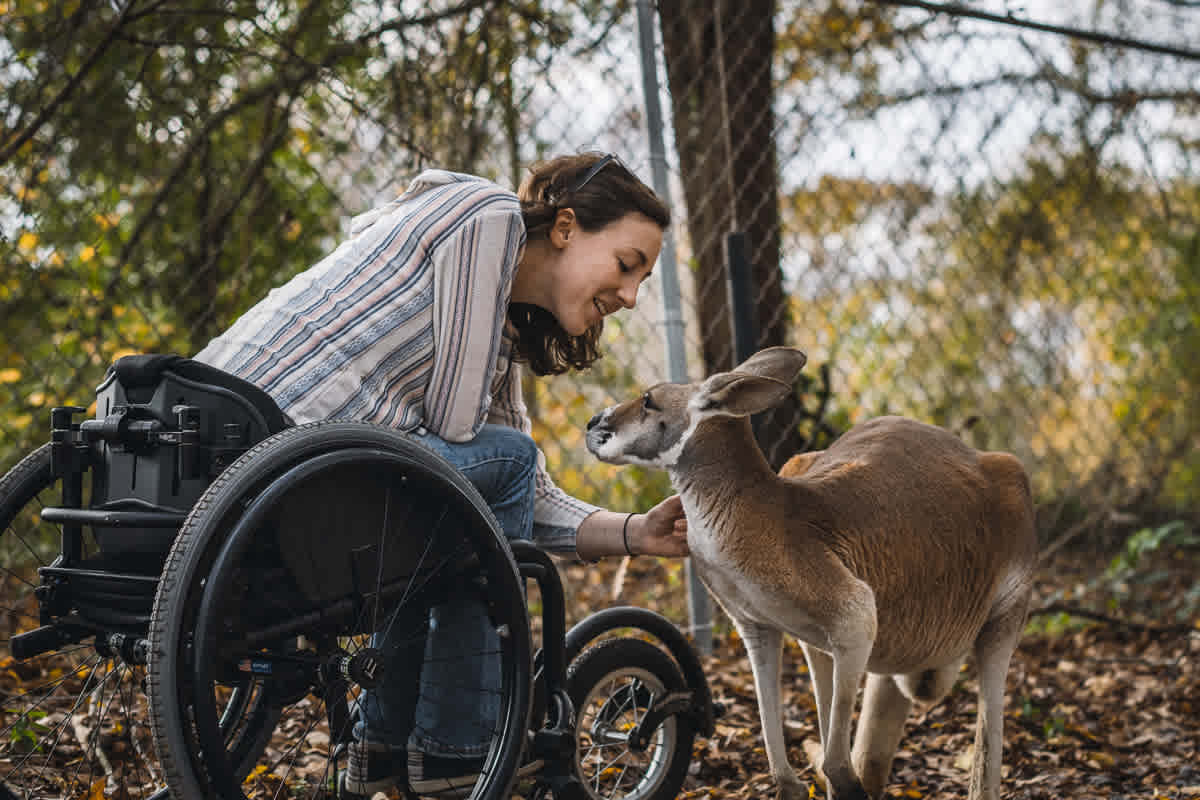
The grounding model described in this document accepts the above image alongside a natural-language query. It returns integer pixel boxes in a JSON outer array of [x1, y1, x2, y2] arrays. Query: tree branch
[[0, 0, 136, 165], [873, 0, 1200, 61]]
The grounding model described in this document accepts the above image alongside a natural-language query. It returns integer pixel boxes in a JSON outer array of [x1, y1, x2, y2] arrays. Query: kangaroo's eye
[[642, 392, 659, 412]]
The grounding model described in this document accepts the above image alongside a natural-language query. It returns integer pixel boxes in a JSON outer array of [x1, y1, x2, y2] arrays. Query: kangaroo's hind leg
[[968, 607, 1025, 800], [850, 673, 912, 799]]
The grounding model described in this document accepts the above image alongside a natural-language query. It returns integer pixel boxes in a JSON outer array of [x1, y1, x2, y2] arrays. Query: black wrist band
[[622, 512, 635, 556]]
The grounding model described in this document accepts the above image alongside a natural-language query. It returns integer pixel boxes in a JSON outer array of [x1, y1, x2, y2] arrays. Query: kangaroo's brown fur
[[585, 347, 1037, 800]]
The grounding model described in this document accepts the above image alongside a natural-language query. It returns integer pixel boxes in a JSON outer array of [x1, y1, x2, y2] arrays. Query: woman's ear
[[550, 208, 576, 249]]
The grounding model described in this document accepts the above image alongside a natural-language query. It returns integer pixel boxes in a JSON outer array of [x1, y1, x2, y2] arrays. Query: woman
[[193, 152, 690, 796]]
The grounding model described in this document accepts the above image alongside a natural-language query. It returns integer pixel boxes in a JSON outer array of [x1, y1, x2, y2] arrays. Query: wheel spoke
[[1, 447, 166, 798], [0, 652, 96, 715]]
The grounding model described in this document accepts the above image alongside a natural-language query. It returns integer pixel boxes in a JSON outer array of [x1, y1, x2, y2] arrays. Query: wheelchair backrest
[[88, 355, 289, 556]]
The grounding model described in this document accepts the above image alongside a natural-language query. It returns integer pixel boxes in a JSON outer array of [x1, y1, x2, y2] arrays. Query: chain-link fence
[[3, 0, 1197, 585], [648, 0, 1199, 558]]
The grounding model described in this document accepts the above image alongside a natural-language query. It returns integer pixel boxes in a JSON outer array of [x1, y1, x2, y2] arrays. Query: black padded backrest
[[89, 354, 291, 556], [110, 354, 291, 434]]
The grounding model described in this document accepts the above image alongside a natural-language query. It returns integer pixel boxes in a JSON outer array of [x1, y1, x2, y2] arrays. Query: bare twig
[[610, 554, 630, 602], [873, 0, 1200, 60], [1029, 602, 1196, 636]]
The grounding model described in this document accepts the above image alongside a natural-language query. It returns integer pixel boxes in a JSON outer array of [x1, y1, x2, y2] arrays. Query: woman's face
[[549, 211, 664, 336]]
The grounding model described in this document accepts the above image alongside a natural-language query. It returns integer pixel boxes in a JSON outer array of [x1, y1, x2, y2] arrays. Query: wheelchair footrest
[[10, 623, 91, 661]]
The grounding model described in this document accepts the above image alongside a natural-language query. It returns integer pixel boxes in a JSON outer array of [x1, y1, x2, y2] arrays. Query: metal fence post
[[724, 232, 757, 363], [725, 231, 765, 448], [636, 0, 712, 654]]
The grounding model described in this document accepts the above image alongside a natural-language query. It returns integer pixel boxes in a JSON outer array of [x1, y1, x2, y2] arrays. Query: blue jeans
[[356, 424, 538, 756]]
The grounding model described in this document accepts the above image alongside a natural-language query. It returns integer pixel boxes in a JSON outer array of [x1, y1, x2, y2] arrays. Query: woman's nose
[[617, 282, 638, 309]]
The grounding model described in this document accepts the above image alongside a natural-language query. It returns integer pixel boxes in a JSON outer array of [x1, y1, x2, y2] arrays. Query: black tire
[[567, 638, 695, 800], [0, 445, 164, 798], [147, 421, 532, 800]]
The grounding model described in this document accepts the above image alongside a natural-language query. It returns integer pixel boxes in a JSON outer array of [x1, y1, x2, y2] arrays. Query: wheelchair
[[0, 355, 715, 800]]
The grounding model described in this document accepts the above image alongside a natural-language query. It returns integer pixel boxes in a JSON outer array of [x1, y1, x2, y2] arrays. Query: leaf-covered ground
[[558, 538, 1199, 800], [3, 536, 1194, 799]]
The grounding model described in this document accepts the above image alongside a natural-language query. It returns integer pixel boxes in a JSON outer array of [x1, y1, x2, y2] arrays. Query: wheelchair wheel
[[0, 445, 163, 798], [1, 444, 279, 800], [148, 422, 532, 800], [567, 638, 695, 800]]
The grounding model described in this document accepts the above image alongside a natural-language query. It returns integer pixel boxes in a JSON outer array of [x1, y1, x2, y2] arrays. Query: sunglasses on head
[[566, 154, 616, 194]]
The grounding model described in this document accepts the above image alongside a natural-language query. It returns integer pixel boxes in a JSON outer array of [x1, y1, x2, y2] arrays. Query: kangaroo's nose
[[587, 413, 602, 430]]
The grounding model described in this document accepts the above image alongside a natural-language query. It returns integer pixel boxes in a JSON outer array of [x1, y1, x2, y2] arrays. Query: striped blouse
[[194, 170, 600, 553]]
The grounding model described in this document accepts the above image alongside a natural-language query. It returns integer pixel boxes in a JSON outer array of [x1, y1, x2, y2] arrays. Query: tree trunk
[[657, 0, 803, 467]]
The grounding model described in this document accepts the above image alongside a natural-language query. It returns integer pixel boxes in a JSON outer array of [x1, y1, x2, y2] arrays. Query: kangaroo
[[585, 347, 1037, 800]]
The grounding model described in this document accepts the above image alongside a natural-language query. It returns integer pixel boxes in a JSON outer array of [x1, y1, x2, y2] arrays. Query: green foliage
[[0, 1, 611, 477], [1023, 610, 1092, 638], [6, 708, 47, 752], [1106, 521, 1198, 580], [1018, 695, 1069, 741]]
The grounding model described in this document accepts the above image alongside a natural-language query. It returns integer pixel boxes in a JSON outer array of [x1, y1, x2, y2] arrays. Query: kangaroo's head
[[585, 347, 807, 469]]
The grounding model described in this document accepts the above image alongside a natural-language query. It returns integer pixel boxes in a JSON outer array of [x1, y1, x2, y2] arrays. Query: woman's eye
[[618, 258, 631, 274]]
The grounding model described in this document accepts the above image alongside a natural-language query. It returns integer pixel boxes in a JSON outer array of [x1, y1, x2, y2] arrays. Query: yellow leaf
[[17, 231, 38, 251], [79, 245, 95, 263], [243, 764, 270, 783], [0, 368, 19, 383], [88, 778, 106, 800], [905, 790, 923, 798]]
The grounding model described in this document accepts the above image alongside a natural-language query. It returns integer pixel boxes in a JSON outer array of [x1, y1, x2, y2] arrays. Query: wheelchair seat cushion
[[111, 354, 291, 434]]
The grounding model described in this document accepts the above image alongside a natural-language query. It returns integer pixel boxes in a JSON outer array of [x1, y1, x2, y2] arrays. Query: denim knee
[[414, 425, 538, 542], [475, 424, 538, 467]]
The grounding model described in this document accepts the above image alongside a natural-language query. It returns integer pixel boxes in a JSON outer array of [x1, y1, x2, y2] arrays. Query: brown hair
[[511, 152, 670, 376]]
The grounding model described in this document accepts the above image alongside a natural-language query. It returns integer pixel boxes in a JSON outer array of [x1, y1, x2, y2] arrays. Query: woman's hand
[[632, 494, 689, 557]]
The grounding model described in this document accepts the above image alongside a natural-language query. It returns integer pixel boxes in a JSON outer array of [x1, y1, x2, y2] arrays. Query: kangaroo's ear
[[732, 347, 807, 385], [692, 372, 793, 417]]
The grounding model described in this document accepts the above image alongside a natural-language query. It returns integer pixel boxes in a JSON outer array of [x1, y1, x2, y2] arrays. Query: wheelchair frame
[[1, 357, 714, 800]]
